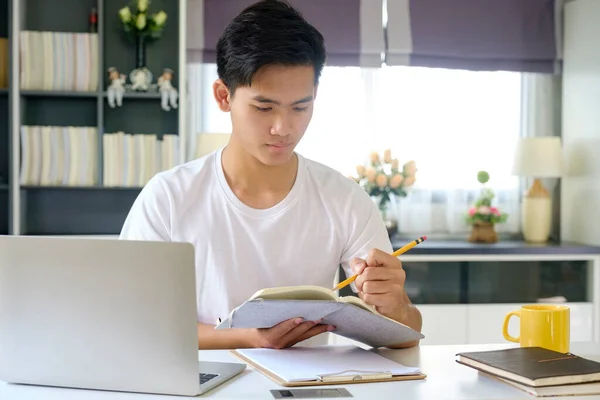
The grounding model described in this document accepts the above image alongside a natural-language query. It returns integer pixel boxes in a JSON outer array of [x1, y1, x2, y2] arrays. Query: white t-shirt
[[119, 148, 392, 326]]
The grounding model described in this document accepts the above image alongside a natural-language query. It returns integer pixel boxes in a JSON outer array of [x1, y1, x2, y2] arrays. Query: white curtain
[[186, 63, 535, 237]]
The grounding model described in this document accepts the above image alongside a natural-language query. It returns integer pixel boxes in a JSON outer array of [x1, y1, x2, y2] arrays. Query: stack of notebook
[[456, 347, 600, 397]]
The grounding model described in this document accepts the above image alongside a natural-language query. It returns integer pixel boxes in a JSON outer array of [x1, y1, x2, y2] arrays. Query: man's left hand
[[351, 248, 410, 324]]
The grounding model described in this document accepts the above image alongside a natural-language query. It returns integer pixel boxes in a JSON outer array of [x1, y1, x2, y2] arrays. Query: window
[[187, 64, 523, 236]]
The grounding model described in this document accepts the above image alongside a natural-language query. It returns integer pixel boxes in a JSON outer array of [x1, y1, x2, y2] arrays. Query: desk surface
[[1, 341, 599, 400], [390, 238, 600, 256]]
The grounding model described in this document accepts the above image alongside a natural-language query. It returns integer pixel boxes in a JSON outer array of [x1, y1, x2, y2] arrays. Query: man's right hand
[[252, 318, 335, 349]]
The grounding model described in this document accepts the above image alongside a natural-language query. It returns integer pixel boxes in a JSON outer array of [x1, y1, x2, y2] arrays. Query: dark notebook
[[456, 347, 600, 388]]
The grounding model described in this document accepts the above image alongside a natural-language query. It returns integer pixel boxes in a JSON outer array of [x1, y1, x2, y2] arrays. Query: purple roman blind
[[386, 0, 562, 73], [186, 0, 385, 67]]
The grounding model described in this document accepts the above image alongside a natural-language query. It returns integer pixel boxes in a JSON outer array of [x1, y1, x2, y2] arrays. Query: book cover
[[456, 347, 600, 387], [215, 285, 424, 348]]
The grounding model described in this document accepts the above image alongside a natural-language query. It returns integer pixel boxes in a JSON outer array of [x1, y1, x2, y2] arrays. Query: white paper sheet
[[236, 345, 421, 382]]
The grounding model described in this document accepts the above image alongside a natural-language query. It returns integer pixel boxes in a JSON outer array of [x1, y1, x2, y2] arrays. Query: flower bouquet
[[350, 149, 417, 235], [465, 171, 508, 243], [119, 0, 167, 40], [118, 0, 168, 92]]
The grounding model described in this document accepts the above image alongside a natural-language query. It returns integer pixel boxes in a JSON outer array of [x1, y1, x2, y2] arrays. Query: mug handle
[[502, 310, 520, 343]]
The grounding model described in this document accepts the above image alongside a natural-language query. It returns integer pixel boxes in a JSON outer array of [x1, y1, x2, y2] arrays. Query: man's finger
[[361, 292, 396, 308], [290, 323, 334, 346], [361, 266, 397, 281], [362, 280, 392, 295], [279, 320, 320, 345], [354, 266, 400, 293], [350, 258, 367, 275], [270, 317, 305, 337], [365, 248, 402, 269]]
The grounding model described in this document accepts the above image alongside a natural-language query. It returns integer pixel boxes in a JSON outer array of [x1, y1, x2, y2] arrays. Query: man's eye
[[254, 106, 272, 112], [293, 107, 308, 112]]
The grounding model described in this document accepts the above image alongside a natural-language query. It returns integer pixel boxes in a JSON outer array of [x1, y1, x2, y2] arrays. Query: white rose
[[119, 6, 131, 23], [136, 13, 146, 30], [153, 11, 167, 27], [137, 0, 149, 12]]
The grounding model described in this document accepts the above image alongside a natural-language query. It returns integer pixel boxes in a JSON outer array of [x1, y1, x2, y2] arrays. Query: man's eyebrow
[[292, 95, 313, 105], [251, 95, 313, 106], [252, 95, 280, 105]]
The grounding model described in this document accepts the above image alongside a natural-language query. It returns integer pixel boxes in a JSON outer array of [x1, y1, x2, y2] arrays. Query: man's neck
[[221, 142, 298, 209]]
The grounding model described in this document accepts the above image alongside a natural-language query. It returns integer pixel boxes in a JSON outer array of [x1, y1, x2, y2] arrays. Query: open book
[[215, 285, 424, 348]]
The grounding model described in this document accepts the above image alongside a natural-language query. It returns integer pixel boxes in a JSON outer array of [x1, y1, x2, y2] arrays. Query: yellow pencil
[[331, 236, 427, 292]]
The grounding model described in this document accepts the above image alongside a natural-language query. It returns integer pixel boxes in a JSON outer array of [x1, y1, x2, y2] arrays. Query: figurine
[[129, 66, 152, 92], [107, 67, 125, 108], [158, 68, 178, 111]]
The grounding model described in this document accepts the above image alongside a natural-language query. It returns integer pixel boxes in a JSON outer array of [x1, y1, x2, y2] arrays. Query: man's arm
[[387, 292, 422, 349], [197, 323, 257, 349], [119, 175, 172, 241], [340, 190, 423, 348], [350, 249, 423, 348]]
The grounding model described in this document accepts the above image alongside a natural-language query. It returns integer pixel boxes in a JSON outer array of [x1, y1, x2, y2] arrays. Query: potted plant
[[350, 149, 417, 236], [465, 171, 508, 243]]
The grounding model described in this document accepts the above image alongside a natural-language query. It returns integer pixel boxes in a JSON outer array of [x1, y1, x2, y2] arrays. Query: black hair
[[216, 0, 326, 94]]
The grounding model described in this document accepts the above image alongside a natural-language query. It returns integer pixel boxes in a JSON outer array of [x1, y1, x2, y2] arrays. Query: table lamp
[[512, 137, 563, 243], [195, 133, 231, 158]]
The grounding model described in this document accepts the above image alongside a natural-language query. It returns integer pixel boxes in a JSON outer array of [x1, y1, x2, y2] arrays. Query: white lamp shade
[[512, 137, 564, 177]]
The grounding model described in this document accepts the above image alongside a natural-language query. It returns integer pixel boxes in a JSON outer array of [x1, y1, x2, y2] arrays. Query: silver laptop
[[0, 235, 246, 396]]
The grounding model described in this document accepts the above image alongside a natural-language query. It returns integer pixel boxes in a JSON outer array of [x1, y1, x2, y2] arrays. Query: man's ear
[[213, 79, 231, 112]]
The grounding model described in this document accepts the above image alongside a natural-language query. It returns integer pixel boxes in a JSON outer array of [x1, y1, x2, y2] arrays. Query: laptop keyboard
[[199, 373, 219, 385]]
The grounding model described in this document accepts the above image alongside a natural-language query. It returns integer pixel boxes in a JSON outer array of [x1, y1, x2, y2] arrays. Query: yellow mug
[[502, 304, 570, 353]]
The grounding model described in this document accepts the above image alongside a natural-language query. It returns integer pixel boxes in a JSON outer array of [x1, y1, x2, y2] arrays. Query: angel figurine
[[106, 67, 125, 108], [158, 68, 178, 111]]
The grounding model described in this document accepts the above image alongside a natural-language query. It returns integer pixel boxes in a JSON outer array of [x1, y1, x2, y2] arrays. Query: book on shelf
[[20, 126, 98, 187], [216, 285, 425, 348], [102, 131, 179, 188], [0, 38, 7, 89], [456, 347, 600, 397], [19, 31, 98, 92]]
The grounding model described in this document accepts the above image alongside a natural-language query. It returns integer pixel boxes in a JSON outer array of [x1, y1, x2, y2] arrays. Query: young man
[[119, 0, 422, 349]]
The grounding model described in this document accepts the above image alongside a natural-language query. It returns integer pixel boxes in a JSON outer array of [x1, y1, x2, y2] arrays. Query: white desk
[[1, 341, 599, 399]]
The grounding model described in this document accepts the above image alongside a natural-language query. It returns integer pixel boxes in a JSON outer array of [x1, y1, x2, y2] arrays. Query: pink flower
[[389, 173, 404, 189], [468, 207, 477, 216], [403, 176, 416, 187], [490, 207, 501, 216], [403, 161, 417, 176], [375, 173, 388, 188], [478, 206, 491, 215]]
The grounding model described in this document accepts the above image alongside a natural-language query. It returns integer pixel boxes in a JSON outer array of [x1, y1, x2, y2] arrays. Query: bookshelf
[[0, 0, 9, 235], [5, 0, 187, 235]]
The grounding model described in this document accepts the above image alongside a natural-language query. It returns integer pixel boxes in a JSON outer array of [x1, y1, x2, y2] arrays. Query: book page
[[236, 345, 421, 382], [250, 285, 337, 301], [339, 295, 378, 313]]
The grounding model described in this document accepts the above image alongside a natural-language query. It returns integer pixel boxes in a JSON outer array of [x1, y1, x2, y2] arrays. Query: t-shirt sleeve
[[339, 190, 394, 292], [119, 175, 172, 241]]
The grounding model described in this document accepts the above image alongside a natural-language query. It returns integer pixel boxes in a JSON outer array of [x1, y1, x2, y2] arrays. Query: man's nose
[[270, 115, 293, 136]]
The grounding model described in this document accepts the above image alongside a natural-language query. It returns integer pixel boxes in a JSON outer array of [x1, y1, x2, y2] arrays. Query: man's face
[[213, 64, 316, 166]]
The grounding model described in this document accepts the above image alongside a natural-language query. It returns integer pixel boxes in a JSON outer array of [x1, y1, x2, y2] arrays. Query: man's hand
[[197, 318, 334, 350], [252, 318, 335, 349], [351, 248, 422, 347]]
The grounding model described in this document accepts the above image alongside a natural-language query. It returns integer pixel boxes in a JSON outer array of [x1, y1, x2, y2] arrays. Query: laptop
[[0, 235, 246, 396]]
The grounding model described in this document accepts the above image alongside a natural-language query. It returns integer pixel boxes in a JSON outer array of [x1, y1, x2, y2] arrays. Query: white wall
[[561, 0, 600, 245]]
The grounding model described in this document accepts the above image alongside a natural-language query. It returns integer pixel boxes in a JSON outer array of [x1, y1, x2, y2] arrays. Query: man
[[119, 0, 422, 349]]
